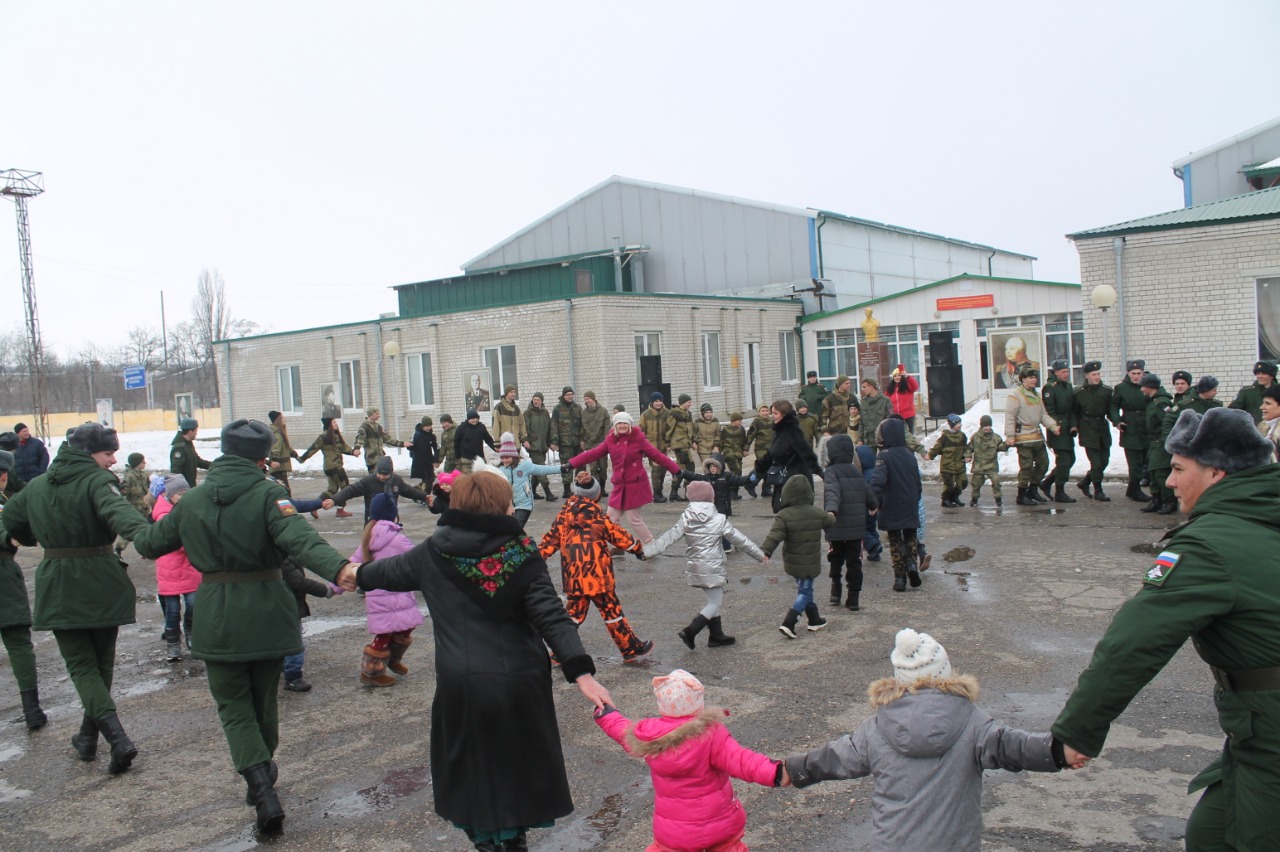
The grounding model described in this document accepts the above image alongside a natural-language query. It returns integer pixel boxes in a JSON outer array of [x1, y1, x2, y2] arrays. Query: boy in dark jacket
[[823, 435, 877, 610], [762, 475, 834, 638], [869, 417, 924, 593], [453, 409, 496, 472], [677, 454, 758, 549], [855, 443, 883, 562], [927, 414, 969, 508]]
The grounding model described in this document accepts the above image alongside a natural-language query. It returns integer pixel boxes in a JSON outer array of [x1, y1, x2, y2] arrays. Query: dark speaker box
[[928, 332, 955, 367], [638, 382, 671, 411], [639, 355, 663, 385], [926, 365, 964, 417]]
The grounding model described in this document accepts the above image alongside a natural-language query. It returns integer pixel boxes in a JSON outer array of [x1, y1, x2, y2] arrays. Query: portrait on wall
[[174, 393, 194, 428], [989, 327, 1044, 410], [320, 383, 343, 420], [463, 368, 492, 413]]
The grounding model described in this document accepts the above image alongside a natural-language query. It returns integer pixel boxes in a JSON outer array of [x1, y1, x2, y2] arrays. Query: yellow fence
[[10, 408, 224, 437]]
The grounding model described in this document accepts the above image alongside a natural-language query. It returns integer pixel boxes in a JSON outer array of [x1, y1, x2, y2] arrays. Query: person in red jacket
[[886, 364, 920, 433]]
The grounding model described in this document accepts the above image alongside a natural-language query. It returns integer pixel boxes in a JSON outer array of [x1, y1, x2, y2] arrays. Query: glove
[[328, 583, 345, 596]]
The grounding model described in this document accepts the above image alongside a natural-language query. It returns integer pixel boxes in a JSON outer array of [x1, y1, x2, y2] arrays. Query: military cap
[[1140, 373, 1161, 389], [1082, 360, 1102, 374], [1050, 359, 1069, 372], [69, 422, 120, 454], [1196, 375, 1219, 394], [0, 450, 14, 472], [221, 419, 272, 460], [1018, 366, 1039, 380], [1166, 408, 1274, 473], [1254, 360, 1278, 377], [1171, 370, 1193, 386], [1126, 359, 1145, 372]]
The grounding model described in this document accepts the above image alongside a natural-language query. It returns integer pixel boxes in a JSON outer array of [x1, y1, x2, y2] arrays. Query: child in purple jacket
[[351, 493, 424, 686]]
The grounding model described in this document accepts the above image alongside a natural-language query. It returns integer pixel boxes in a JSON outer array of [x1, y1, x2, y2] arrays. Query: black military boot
[[95, 711, 138, 775], [1158, 497, 1178, 515], [245, 761, 279, 804], [1039, 474, 1054, 499], [1140, 496, 1161, 513], [678, 614, 709, 649], [669, 484, 686, 502], [1054, 485, 1077, 504], [1029, 482, 1049, 503], [706, 617, 736, 647], [1016, 486, 1037, 506], [651, 488, 668, 504], [1127, 483, 1152, 502], [20, 688, 47, 730], [72, 714, 98, 760], [242, 761, 285, 832], [1093, 483, 1111, 502], [1077, 478, 1092, 499]]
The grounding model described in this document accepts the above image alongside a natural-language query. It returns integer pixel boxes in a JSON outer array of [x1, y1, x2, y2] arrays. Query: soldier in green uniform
[[719, 412, 749, 499], [819, 375, 853, 436], [964, 414, 1008, 506], [437, 414, 459, 475], [353, 408, 405, 474], [795, 401, 819, 449], [665, 394, 695, 502], [1169, 369, 1193, 406], [297, 418, 360, 517], [1052, 407, 1280, 851], [268, 410, 301, 495], [134, 420, 357, 833], [548, 386, 584, 499], [1039, 359, 1079, 503], [1185, 375, 1223, 416], [1228, 359, 1276, 424], [691, 403, 722, 463], [0, 449, 47, 730], [1073, 360, 1117, 501], [858, 379, 891, 454], [522, 395, 554, 501], [640, 393, 672, 502], [170, 417, 211, 488], [579, 391, 611, 495], [1110, 359, 1151, 501], [926, 414, 968, 507], [1004, 367, 1060, 506], [1139, 374, 1176, 515], [3, 423, 152, 773], [797, 370, 829, 414], [746, 404, 773, 497], [492, 386, 527, 449]]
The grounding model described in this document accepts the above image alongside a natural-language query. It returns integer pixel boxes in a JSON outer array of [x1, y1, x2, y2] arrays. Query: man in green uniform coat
[[665, 394, 695, 502], [579, 391, 611, 494], [1052, 407, 1280, 851], [549, 386, 584, 499], [438, 414, 459, 476], [170, 417, 211, 487], [522, 395, 554, 501], [640, 393, 672, 502], [134, 420, 356, 832], [3, 423, 151, 773], [1040, 359, 1078, 503], [1184, 375, 1224, 416], [0, 450, 47, 730], [1073, 360, 1116, 501], [858, 379, 892, 454], [819, 376, 853, 436], [798, 370, 829, 413], [1004, 367, 1060, 506], [353, 408, 405, 474], [1139, 373, 1176, 514], [1228, 359, 1276, 424], [1110, 359, 1151, 501]]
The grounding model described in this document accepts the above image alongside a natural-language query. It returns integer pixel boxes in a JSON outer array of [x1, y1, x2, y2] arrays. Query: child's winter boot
[[678, 614, 709, 649], [360, 645, 396, 686], [706, 616, 735, 647], [387, 634, 413, 675], [803, 604, 828, 632], [829, 578, 842, 606], [778, 608, 802, 639]]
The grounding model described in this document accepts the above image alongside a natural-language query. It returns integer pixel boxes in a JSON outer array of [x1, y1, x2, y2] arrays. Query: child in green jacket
[[927, 415, 969, 508], [761, 476, 834, 639], [964, 415, 1009, 507]]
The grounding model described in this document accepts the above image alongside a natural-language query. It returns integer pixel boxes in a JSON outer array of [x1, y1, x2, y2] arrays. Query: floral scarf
[[438, 535, 537, 597]]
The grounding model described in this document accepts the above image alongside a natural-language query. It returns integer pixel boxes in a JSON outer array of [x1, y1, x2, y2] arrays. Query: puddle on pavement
[[974, 507, 1007, 515], [1129, 542, 1161, 555], [0, 778, 32, 803], [587, 792, 623, 839], [325, 764, 431, 819], [953, 575, 970, 592], [302, 616, 365, 638], [201, 824, 259, 852], [943, 546, 975, 563], [556, 792, 627, 850]]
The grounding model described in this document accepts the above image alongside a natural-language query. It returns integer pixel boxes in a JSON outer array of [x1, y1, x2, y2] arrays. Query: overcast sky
[[3, 1, 1278, 360]]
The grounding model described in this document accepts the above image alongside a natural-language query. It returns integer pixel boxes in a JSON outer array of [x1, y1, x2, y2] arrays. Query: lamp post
[[383, 339, 401, 441], [1090, 284, 1118, 379]]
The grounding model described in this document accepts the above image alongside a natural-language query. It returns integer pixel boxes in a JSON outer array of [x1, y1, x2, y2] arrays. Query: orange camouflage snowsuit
[[540, 495, 646, 657]]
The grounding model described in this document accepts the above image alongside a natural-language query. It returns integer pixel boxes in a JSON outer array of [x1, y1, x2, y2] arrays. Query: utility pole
[[1, 170, 49, 440]]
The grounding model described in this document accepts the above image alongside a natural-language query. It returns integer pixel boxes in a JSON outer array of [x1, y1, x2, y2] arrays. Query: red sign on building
[[937, 294, 995, 311]]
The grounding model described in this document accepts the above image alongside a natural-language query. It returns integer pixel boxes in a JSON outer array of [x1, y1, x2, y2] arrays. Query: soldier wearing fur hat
[[1110, 359, 1151, 501], [133, 419, 359, 832], [798, 370, 829, 413], [353, 407, 405, 474], [298, 418, 360, 517], [523, 394, 555, 500], [1004, 366, 1060, 506], [1139, 374, 1176, 514], [268, 410, 301, 495], [1161, 377, 1224, 465], [1053, 407, 1280, 851], [1073, 361, 1117, 501], [3, 423, 152, 773], [1170, 370, 1194, 404], [665, 394, 696, 502], [580, 390, 611, 495], [640, 393, 672, 502], [491, 386, 527, 449], [1040, 359, 1079, 503], [549, 387, 585, 498], [1228, 359, 1277, 424], [170, 417, 211, 488], [0, 449, 48, 730]]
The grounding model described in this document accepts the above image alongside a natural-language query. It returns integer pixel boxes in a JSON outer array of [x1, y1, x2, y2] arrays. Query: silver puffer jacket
[[645, 501, 765, 588]]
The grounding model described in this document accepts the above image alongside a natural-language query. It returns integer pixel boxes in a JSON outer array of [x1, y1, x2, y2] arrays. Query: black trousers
[[827, 539, 863, 596]]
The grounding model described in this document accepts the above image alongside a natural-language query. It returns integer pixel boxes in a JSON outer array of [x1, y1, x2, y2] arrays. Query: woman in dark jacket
[[408, 416, 439, 490], [753, 399, 820, 513], [355, 472, 611, 852], [868, 417, 923, 593]]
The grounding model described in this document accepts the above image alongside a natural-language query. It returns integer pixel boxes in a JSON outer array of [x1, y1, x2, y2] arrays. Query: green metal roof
[[1068, 186, 1280, 239], [1243, 157, 1280, 180], [798, 274, 1079, 324]]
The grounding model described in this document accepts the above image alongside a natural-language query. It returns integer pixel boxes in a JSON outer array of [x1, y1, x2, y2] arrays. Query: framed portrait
[[989, 327, 1044, 411], [96, 398, 115, 429], [174, 393, 194, 428], [463, 368, 492, 413], [319, 382, 343, 420]]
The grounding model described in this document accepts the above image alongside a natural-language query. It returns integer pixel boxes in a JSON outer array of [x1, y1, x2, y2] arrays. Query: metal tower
[[1, 169, 49, 440]]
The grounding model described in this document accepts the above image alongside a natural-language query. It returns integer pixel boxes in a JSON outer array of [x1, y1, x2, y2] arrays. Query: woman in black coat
[[753, 399, 821, 512], [355, 472, 610, 852], [867, 416, 924, 592], [408, 416, 439, 489]]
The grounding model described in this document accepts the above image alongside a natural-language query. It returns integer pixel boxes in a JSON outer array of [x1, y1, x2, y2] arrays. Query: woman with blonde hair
[[570, 411, 682, 545]]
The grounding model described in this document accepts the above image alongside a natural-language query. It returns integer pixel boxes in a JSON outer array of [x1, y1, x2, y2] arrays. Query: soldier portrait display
[[174, 393, 194, 429], [320, 383, 342, 420], [463, 368, 492, 413], [990, 328, 1044, 409]]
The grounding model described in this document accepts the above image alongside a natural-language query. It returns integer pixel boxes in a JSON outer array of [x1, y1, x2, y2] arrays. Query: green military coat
[[797, 412, 819, 447], [439, 424, 460, 465], [718, 425, 747, 461], [1143, 387, 1174, 470], [858, 393, 891, 447], [549, 400, 584, 449], [692, 417, 721, 454], [1162, 394, 1223, 438], [640, 406, 670, 451], [270, 424, 299, 472], [666, 407, 693, 451], [4, 448, 151, 630], [1110, 377, 1148, 450], [1051, 464, 1280, 850], [820, 391, 852, 434], [1074, 382, 1115, 450], [1229, 381, 1270, 425], [354, 418, 404, 466], [522, 407, 551, 452], [133, 456, 347, 661], [0, 494, 32, 628], [492, 400, 527, 446], [746, 416, 772, 457], [170, 432, 211, 487], [580, 402, 610, 450], [797, 380, 829, 413], [1042, 377, 1077, 451], [927, 429, 969, 474], [965, 430, 1008, 473]]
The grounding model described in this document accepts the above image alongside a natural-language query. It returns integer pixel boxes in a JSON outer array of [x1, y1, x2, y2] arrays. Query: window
[[483, 345, 518, 394], [277, 366, 302, 414], [338, 359, 363, 410], [1258, 278, 1280, 361], [779, 331, 798, 382], [1045, 312, 1087, 384], [702, 332, 721, 388], [635, 332, 661, 384], [815, 329, 857, 387], [574, 269, 593, 294], [407, 353, 434, 407]]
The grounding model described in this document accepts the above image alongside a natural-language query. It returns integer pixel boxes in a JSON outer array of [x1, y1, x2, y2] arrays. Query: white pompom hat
[[890, 628, 952, 684]]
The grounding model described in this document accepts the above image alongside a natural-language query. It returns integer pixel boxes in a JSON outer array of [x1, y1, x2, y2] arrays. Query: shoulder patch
[[1144, 550, 1180, 586], [276, 499, 298, 517]]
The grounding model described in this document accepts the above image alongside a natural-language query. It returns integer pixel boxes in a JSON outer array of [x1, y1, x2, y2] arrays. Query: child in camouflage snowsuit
[[965, 414, 1009, 506], [746, 405, 773, 497], [717, 413, 748, 499], [926, 415, 969, 508]]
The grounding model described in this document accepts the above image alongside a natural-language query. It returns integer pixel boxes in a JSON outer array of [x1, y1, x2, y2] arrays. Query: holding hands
[[334, 562, 360, 591]]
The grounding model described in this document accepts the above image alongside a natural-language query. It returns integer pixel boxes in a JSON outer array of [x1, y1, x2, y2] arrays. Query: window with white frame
[[338, 359, 363, 410], [779, 331, 798, 382], [278, 366, 302, 413], [483, 345, 518, 394], [635, 332, 661, 384], [1258, 278, 1280, 362], [407, 352, 434, 407], [815, 329, 858, 387], [702, 331, 721, 388]]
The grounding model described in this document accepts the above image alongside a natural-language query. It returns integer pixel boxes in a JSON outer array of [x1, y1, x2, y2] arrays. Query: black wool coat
[[408, 425, 439, 480], [357, 510, 594, 834], [868, 418, 922, 531], [822, 435, 877, 541], [754, 411, 820, 480]]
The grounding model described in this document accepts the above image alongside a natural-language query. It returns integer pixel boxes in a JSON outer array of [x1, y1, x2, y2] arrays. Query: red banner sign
[[936, 294, 995, 311]]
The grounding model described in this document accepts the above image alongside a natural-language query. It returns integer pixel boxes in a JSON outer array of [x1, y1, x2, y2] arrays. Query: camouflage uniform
[[523, 397, 554, 499], [746, 412, 773, 495], [665, 402, 695, 500], [640, 403, 672, 498], [965, 428, 1008, 504], [549, 390, 584, 495], [580, 393, 611, 492], [926, 429, 969, 506]]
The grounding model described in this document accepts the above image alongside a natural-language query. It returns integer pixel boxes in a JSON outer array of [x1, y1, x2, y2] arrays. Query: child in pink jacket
[[351, 493, 424, 686], [152, 474, 201, 662], [594, 669, 782, 852]]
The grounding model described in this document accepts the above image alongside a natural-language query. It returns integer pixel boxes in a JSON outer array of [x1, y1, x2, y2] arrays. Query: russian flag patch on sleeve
[[1144, 550, 1180, 586], [276, 499, 297, 517]]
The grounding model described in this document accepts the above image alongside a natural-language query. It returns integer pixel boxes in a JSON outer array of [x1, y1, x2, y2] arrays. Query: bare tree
[[120, 326, 163, 370], [190, 269, 258, 406]]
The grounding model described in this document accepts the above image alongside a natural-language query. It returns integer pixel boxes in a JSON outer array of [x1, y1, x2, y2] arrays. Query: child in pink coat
[[152, 474, 201, 662], [351, 493, 424, 686], [594, 669, 782, 852]]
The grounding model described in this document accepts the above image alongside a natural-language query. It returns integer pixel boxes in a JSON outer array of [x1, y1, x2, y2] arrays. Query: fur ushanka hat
[[221, 419, 273, 460], [69, 422, 120, 454], [1165, 407, 1275, 473]]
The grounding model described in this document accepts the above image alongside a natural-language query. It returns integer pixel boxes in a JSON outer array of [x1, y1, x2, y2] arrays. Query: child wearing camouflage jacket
[[964, 414, 1009, 506], [926, 415, 969, 508], [718, 413, 749, 499], [745, 405, 773, 497]]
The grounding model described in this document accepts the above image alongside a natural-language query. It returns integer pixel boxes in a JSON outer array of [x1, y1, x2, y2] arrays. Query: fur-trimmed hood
[[625, 708, 728, 759], [866, 674, 981, 759]]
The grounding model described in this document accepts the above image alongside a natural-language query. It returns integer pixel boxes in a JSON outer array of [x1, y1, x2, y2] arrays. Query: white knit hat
[[653, 669, 704, 717], [890, 628, 952, 684], [612, 411, 633, 427]]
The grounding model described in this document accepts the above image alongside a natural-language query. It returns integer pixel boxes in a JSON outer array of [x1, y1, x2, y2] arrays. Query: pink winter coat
[[351, 520, 424, 635], [151, 495, 200, 595], [596, 707, 778, 850], [571, 429, 680, 512]]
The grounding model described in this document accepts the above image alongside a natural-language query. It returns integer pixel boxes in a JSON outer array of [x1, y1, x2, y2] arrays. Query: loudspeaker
[[926, 366, 964, 417], [638, 382, 671, 411], [639, 356, 663, 385], [928, 332, 955, 368]]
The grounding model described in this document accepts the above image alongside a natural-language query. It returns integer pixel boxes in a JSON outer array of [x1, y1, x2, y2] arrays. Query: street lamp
[[1090, 284, 1118, 377]]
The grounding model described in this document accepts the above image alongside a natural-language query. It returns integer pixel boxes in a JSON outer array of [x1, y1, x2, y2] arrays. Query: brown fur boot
[[360, 645, 396, 686], [387, 635, 413, 676]]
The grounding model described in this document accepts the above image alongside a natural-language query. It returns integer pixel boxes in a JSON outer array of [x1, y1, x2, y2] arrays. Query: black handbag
[[766, 464, 789, 486]]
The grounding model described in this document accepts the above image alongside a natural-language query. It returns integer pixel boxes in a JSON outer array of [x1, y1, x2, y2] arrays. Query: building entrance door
[[742, 343, 762, 412]]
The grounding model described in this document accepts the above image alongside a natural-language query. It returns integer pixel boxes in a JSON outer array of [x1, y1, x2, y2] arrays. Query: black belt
[[1209, 664, 1280, 692], [43, 545, 114, 559], [201, 569, 283, 584]]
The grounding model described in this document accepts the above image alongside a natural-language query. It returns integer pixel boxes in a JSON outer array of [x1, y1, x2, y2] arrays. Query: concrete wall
[[1075, 219, 1280, 390]]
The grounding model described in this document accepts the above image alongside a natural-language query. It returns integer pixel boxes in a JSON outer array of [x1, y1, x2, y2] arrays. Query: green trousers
[[528, 450, 552, 494], [941, 472, 969, 495], [1124, 446, 1147, 486], [1, 624, 38, 691], [649, 457, 669, 494], [672, 449, 694, 494], [205, 658, 284, 772], [558, 445, 582, 490], [1049, 446, 1076, 486], [53, 627, 118, 720], [1084, 446, 1109, 486], [1184, 781, 1228, 851], [970, 472, 1002, 499], [1149, 467, 1171, 502], [1016, 444, 1049, 487]]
